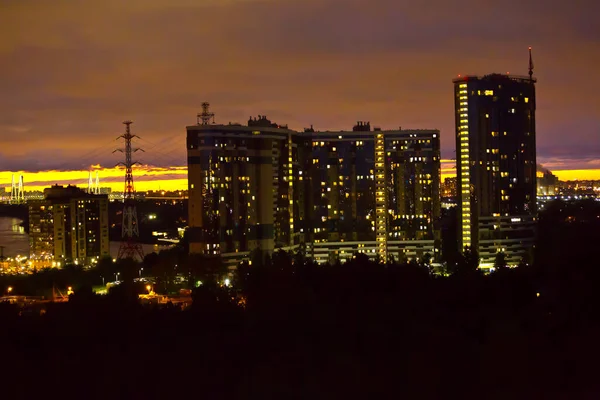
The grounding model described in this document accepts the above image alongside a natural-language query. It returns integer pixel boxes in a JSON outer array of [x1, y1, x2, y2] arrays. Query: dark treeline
[[2, 199, 600, 398]]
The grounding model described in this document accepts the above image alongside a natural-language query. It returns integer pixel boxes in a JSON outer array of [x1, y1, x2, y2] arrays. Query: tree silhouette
[[422, 252, 432, 268], [271, 249, 292, 269], [96, 256, 115, 285], [293, 243, 307, 267], [494, 252, 507, 271], [116, 257, 140, 283], [143, 252, 159, 272], [458, 246, 479, 274]]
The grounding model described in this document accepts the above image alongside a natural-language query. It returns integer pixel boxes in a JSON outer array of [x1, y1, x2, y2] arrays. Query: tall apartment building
[[187, 115, 298, 264], [453, 71, 537, 267], [29, 185, 110, 264], [299, 123, 441, 264], [187, 110, 441, 265]]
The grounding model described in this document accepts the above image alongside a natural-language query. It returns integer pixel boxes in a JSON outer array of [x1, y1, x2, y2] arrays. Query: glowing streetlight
[[7, 286, 13, 294], [146, 284, 152, 293]]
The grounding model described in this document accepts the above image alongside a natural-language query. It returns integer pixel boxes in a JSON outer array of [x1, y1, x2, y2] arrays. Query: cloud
[[0, 0, 598, 171]]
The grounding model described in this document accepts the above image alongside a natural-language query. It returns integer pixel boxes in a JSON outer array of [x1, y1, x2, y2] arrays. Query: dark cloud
[[0, 0, 598, 171]]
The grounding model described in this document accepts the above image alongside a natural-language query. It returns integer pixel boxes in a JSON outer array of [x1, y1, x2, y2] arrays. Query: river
[[0, 216, 170, 260]]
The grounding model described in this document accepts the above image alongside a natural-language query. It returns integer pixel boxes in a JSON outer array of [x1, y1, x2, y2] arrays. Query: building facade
[[187, 116, 298, 264], [299, 123, 441, 264], [453, 73, 537, 267], [29, 185, 110, 265], [187, 113, 441, 265]]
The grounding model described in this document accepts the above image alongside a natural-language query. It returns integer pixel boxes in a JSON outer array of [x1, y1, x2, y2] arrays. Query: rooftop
[[453, 73, 536, 84]]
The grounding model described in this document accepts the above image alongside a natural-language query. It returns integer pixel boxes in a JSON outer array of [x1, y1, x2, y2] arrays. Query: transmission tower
[[113, 120, 144, 260], [95, 171, 100, 194]]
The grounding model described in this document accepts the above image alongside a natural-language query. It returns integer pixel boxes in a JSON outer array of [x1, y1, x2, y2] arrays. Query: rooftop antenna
[[528, 46, 534, 82], [197, 102, 215, 125], [95, 171, 100, 194]]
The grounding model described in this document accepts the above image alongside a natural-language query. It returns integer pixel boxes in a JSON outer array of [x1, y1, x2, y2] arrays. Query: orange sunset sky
[[1, 162, 598, 194]]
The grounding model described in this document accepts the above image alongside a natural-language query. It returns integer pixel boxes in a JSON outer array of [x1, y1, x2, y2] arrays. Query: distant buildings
[[537, 166, 559, 196], [29, 185, 109, 265], [187, 112, 441, 266], [441, 177, 457, 209], [453, 73, 537, 267]]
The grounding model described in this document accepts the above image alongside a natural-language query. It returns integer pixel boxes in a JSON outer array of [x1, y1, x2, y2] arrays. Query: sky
[[0, 0, 599, 188]]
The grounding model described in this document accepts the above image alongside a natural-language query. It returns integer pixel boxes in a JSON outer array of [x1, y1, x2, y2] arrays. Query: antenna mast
[[113, 120, 144, 260], [197, 102, 215, 125], [528, 46, 534, 82]]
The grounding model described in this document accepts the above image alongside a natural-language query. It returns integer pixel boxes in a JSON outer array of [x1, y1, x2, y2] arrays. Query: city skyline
[[1, 157, 600, 195], [1, 0, 599, 175]]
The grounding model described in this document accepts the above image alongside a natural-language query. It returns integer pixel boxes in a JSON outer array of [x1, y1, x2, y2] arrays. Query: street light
[[146, 284, 152, 294], [7, 286, 13, 294]]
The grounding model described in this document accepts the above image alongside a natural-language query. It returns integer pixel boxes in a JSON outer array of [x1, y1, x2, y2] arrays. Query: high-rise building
[[187, 115, 298, 265], [187, 110, 441, 266], [29, 202, 54, 260], [300, 123, 441, 264], [29, 185, 110, 265], [453, 68, 537, 267]]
